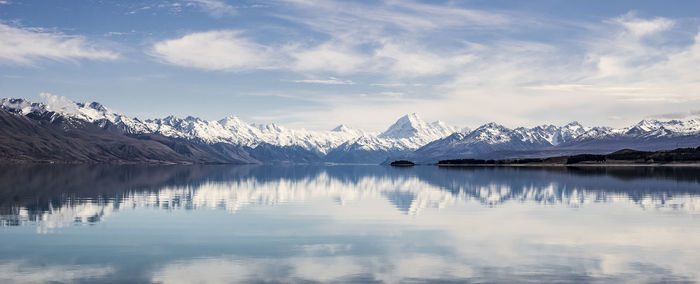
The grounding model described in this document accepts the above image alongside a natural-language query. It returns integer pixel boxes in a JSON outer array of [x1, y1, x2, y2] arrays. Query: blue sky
[[1, 0, 699, 131]]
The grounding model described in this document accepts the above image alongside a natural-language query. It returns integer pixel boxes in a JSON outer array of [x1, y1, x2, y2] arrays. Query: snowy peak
[[331, 124, 366, 137], [467, 122, 514, 144], [624, 118, 700, 137], [5, 96, 700, 165], [332, 124, 351, 132], [454, 121, 594, 147], [1, 97, 151, 133], [379, 113, 426, 139], [0, 98, 45, 115], [626, 119, 660, 135], [218, 115, 249, 130], [475, 122, 509, 132], [564, 121, 583, 129], [379, 113, 458, 141]]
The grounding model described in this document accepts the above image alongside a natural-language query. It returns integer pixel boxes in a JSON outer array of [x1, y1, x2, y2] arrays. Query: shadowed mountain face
[[3, 97, 700, 164], [0, 98, 460, 164], [396, 121, 700, 164], [0, 109, 253, 164]]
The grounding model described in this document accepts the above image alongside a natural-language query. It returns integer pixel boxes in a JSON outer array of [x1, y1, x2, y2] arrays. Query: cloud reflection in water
[[0, 165, 699, 283]]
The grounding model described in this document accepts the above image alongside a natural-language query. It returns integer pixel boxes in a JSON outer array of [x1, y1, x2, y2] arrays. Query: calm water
[[1, 165, 699, 283]]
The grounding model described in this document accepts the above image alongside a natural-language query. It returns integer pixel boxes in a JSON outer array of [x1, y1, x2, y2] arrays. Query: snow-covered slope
[[571, 118, 700, 141], [146, 115, 367, 155], [407, 122, 557, 162], [1, 98, 149, 133], [4, 96, 698, 164], [325, 114, 461, 163], [403, 117, 700, 163], [379, 113, 458, 140], [0, 98, 458, 163], [0, 98, 368, 155]]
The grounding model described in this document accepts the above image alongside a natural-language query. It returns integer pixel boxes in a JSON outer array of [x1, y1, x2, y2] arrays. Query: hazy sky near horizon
[[1, 0, 699, 131]]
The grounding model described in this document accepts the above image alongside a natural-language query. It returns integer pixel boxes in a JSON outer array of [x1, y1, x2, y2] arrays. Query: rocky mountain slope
[[0, 98, 457, 164], [0, 108, 254, 164], [399, 119, 700, 164], [2, 97, 698, 164]]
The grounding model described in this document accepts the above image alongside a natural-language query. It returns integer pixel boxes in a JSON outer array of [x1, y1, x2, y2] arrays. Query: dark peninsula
[[438, 147, 700, 167]]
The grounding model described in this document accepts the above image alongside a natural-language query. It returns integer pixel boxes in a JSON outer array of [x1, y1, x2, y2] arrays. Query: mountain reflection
[[1, 164, 699, 231]]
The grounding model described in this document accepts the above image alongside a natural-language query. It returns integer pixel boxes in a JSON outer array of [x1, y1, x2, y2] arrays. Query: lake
[[1, 165, 699, 283]]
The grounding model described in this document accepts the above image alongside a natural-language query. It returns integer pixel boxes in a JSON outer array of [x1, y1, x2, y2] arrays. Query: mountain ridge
[[2, 97, 699, 164]]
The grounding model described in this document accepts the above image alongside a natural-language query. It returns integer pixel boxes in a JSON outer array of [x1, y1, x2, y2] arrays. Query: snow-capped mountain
[[3, 96, 699, 165], [0, 98, 458, 163], [399, 118, 700, 163], [1, 98, 150, 133], [0, 98, 367, 155], [324, 113, 462, 163], [379, 113, 458, 140], [147, 115, 369, 155], [406, 122, 557, 162], [524, 122, 589, 146], [571, 118, 700, 141]]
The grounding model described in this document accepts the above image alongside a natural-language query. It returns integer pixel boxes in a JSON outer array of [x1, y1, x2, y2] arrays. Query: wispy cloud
[[7, 0, 695, 130], [150, 30, 478, 76], [186, 0, 236, 17], [273, 0, 506, 76], [649, 110, 700, 120], [0, 24, 119, 65], [290, 77, 355, 85], [428, 13, 700, 127], [613, 12, 674, 38], [40, 92, 79, 114], [288, 42, 367, 74], [151, 30, 272, 71], [149, 0, 503, 76], [146, 5, 700, 128]]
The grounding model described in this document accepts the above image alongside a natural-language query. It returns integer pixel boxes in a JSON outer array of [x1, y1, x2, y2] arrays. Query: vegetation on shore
[[390, 160, 416, 166], [438, 146, 700, 166]]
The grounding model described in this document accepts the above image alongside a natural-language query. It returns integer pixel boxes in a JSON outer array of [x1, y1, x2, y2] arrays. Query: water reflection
[[0, 165, 699, 283], [2, 165, 699, 231]]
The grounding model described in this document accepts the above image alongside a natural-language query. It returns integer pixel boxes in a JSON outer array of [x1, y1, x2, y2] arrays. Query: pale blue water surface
[[1, 165, 699, 283]]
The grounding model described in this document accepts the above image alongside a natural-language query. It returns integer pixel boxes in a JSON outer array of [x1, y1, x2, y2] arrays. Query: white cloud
[[649, 110, 700, 120], [374, 42, 475, 76], [370, 82, 405, 87], [282, 12, 700, 129], [379, 91, 403, 98], [186, 0, 236, 17], [585, 14, 678, 80], [276, 0, 509, 33], [151, 30, 271, 71], [0, 24, 119, 65], [39, 92, 81, 115], [289, 42, 367, 74], [149, 0, 498, 76], [290, 77, 355, 85], [145, 6, 700, 129], [151, 33, 476, 76], [614, 12, 674, 38]]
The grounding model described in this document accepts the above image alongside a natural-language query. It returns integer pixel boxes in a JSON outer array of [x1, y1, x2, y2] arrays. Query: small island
[[390, 160, 416, 167], [438, 146, 700, 167]]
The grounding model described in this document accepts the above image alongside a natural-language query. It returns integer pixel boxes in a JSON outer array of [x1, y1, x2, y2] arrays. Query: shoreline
[[436, 163, 700, 167]]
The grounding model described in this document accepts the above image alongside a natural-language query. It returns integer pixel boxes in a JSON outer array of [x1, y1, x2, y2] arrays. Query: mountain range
[[1, 97, 699, 164]]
